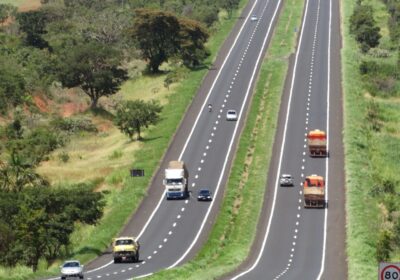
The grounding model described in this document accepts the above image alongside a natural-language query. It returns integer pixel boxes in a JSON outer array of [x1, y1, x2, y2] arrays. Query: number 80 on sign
[[380, 263, 400, 280]]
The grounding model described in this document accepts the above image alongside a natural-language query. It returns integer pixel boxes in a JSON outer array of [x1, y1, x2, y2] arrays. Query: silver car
[[280, 174, 294, 186], [226, 110, 238, 121], [60, 260, 84, 279]]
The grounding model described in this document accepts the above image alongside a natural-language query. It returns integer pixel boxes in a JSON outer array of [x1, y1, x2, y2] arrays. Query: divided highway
[[228, 0, 346, 279], [46, 0, 286, 279]]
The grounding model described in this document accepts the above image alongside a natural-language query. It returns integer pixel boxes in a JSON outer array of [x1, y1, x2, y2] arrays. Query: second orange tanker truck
[[303, 175, 325, 208]]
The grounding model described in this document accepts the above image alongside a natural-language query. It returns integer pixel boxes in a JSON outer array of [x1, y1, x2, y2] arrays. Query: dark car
[[197, 189, 212, 201]]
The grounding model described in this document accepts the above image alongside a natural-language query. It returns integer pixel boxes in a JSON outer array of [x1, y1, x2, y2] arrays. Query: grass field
[[342, 0, 400, 279], [147, 0, 304, 278]]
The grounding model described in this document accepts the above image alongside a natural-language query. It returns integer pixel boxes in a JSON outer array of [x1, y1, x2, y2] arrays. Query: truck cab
[[112, 237, 140, 263], [164, 161, 188, 199]]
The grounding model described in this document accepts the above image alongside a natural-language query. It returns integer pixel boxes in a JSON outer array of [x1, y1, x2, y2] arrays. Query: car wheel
[[114, 258, 119, 263]]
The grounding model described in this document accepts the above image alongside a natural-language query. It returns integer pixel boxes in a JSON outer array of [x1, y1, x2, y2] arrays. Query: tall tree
[[114, 100, 162, 140], [57, 42, 128, 108], [132, 9, 181, 72], [131, 9, 209, 72], [179, 18, 210, 67], [16, 10, 50, 49]]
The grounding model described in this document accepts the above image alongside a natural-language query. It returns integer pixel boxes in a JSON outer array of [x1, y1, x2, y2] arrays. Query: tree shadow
[[74, 246, 107, 256], [136, 135, 163, 143], [88, 107, 115, 121]]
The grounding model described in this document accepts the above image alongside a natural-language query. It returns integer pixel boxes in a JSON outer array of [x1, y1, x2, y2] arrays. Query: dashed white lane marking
[[129, 267, 133, 270], [113, 272, 118, 274], [222, 103, 225, 108], [177, 215, 181, 219], [121, 269, 126, 272], [185, 200, 188, 204], [173, 222, 177, 227], [213, 126, 217, 130], [153, 251, 157, 254], [181, 207, 185, 212], [200, 159, 204, 163], [192, 183, 195, 187], [198, 167, 202, 171], [206, 145, 209, 150], [208, 139, 212, 143], [159, 245, 162, 249], [163, 238, 168, 242], [136, 264, 140, 268], [218, 114, 221, 119], [195, 174, 199, 179], [297, 214, 300, 218], [203, 152, 207, 156], [215, 120, 219, 124], [168, 231, 172, 235]]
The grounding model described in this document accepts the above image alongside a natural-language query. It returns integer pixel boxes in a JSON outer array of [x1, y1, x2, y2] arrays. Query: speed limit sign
[[380, 263, 400, 280]]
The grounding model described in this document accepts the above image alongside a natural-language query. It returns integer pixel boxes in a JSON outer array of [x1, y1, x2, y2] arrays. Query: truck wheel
[[136, 253, 140, 262]]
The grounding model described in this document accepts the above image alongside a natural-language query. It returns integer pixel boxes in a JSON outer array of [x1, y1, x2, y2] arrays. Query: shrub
[[58, 151, 69, 163], [376, 229, 392, 262], [51, 117, 98, 134]]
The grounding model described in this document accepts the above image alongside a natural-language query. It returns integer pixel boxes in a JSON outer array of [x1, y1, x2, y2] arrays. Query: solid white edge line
[[230, 0, 310, 278], [316, 0, 331, 278], [167, 0, 280, 271], [134, 0, 261, 245]]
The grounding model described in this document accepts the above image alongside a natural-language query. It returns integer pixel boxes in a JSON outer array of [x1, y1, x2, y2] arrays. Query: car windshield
[[228, 111, 236, 115], [64, 262, 79, 268], [116, 239, 133, 245], [199, 190, 210, 195]]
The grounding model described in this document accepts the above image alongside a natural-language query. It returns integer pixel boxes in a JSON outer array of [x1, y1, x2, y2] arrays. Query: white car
[[60, 260, 84, 279], [280, 174, 294, 186], [250, 15, 258, 21], [226, 110, 238, 121]]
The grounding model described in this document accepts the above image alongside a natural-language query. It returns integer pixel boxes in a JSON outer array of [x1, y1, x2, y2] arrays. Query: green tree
[[132, 9, 209, 72], [179, 18, 210, 67], [16, 10, 50, 49], [132, 9, 181, 72], [114, 100, 162, 140], [0, 4, 16, 24], [0, 184, 106, 271], [219, 0, 240, 18], [350, 4, 381, 52], [57, 42, 128, 108], [0, 58, 26, 115]]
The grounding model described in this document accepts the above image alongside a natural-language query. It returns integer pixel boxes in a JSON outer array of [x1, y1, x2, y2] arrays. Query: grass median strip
[[147, 0, 304, 279]]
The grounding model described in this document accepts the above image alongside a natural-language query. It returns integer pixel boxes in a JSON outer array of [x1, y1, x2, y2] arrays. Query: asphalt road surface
[[226, 0, 347, 279], [47, 0, 286, 280]]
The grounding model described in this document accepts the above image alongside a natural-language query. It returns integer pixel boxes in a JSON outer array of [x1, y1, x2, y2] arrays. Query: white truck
[[164, 161, 188, 199]]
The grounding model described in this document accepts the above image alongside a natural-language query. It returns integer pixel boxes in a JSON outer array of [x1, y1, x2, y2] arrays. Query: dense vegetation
[[345, 0, 400, 278], [0, 0, 240, 276]]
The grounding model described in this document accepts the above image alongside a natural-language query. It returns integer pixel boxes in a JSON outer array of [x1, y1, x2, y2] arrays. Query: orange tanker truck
[[303, 175, 325, 208], [307, 129, 327, 157]]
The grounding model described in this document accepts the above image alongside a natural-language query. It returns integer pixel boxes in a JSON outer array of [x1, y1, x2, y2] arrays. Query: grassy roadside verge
[[342, 0, 400, 279], [0, 2, 254, 280], [147, 0, 304, 279]]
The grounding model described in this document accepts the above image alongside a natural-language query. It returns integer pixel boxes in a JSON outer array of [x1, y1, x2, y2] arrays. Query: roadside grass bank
[[147, 0, 304, 279], [343, 0, 400, 279], [0, 4, 250, 280]]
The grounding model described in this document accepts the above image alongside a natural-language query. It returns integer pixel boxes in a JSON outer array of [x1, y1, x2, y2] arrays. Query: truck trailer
[[303, 175, 325, 208], [164, 161, 188, 199], [307, 129, 328, 157]]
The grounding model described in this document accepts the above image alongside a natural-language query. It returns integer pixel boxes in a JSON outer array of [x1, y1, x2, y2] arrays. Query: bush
[[376, 229, 392, 262], [58, 151, 69, 163], [51, 117, 98, 133], [360, 60, 378, 75]]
